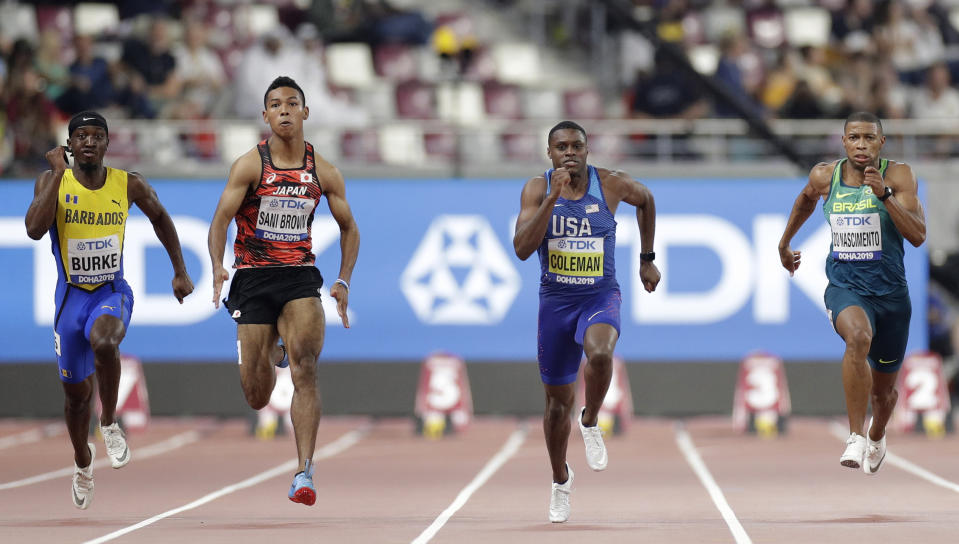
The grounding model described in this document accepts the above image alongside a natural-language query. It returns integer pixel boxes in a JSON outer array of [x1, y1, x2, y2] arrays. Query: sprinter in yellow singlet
[[24, 111, 194, 509]]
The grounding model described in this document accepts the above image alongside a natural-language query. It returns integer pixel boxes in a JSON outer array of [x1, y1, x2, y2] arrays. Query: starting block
[[95, 354, 150, 434], [575, 355, 633, 435], [732, 352, 791, 437], [253, 366, 294, 440], [413, 352, 473, 439], [893, 351, 953, 438]]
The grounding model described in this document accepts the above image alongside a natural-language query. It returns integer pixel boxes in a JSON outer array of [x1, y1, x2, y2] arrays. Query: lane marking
[[675, 423, 753, 544], [411, 424, 528, 544], [829, 421, 959, 494], [83, 426, 369, 544], [0, 430, 201, 490], [0, 423, 63, 451]]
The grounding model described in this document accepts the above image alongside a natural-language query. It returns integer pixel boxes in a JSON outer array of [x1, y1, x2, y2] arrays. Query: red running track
[[1, 416, 958, 543]]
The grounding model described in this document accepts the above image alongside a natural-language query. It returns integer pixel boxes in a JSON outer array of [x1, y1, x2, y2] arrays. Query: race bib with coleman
[[548, 237, 604, 279], [254, 196, 316, 242], [831, 213, 882, 261], [68, 234, 121, 283]]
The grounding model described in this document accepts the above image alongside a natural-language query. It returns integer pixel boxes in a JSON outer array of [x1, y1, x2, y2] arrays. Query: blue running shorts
[[537, 287, 622, 385], [53, 280, 133, 384], [824, 284, 910, 373]]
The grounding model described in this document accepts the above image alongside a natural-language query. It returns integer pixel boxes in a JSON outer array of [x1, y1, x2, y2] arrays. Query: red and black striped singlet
[[233, 140, 324, 268]]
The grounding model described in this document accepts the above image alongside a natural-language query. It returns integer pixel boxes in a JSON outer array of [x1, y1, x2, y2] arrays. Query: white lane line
[[829, 421, 959, 494], [0, 423, 63, 451], [675, 423, 753, 544], [83, 426, 369, 544], [0, 430, 201, 490], [411, 425, 528, 544]]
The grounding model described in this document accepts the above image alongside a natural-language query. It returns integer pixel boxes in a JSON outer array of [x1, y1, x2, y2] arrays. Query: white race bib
[[68, 234, 121, 283], [254, 196, 315, 242], [547, 237, 604, 277], [830, 213, 882, 261]]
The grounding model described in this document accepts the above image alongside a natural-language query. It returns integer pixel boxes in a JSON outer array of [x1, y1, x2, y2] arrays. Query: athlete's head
[[263, 76, 309, 134], [66, 111, 109, 170], [547, 120, 588, 172], [842, 111, 885, 170]]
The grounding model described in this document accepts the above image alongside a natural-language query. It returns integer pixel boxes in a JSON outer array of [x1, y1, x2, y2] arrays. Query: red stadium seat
[[340, 129, 381, 162], [35, 5, 72, 38], [374, 44, 417, 81], [395, 81, 437, 119], [502, 130, 538, 161], [564, 88, 605, 119], [483, 82, 523, 119]]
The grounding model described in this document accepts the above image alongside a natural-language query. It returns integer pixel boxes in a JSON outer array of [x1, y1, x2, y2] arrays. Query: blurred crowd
[[7, 1, 959, 176], [0, 0, 435, 176], [627, 0, 959, 122]]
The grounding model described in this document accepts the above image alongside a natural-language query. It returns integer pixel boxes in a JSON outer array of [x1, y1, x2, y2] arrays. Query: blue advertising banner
[[0, 177, 927, 362]]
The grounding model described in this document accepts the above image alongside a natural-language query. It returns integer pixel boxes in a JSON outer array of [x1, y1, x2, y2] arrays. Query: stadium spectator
[[55, 35, 115, 116], [760, 48, 799, 113], [795, 45, 842, 114], [713, 31, 764, 119], [911, 62, 959, 119], [170, 20, 227, 118], [120, 17, 181, 117], [33, 29, 68, 102], [630, 48, 707, 120], [4, 65, 57, 176], [233, 32, 303, 119], [874, 0, 944, 85]]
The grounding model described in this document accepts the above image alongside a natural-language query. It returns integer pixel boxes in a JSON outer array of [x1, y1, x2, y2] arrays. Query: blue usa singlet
[[823, 158, 906, 296], [537, 165, 618, 293]]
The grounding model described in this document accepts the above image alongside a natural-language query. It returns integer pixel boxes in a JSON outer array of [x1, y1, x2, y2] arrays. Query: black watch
[[640, 251, 655, 262], [877, 186, 893, 202]]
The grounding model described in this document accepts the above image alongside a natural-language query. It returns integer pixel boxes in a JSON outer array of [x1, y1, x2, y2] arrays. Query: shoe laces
[[102, 424, 125, 454], [73, 467, 93, 492], [551, 485, 570, 509], [583, 424, 604, 449], [845, 433, 860, 446]]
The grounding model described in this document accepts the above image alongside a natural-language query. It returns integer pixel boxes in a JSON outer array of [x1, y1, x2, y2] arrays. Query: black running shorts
[[225, 266, 324, 324]]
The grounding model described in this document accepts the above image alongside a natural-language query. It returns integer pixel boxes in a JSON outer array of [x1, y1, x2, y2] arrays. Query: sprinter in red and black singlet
[[208, 77, 360, 506], [232, 139, 323, 268], [513, 121, 661, 523]]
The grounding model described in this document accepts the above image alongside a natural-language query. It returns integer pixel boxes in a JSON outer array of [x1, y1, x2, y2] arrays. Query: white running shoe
[[548, 464, 574, 523], [578, 407, 608, 471], [72, 443, 95, 510], [840, 432, 866, 469], [101, 422, 131, 468], [864, 418, 887, 475]]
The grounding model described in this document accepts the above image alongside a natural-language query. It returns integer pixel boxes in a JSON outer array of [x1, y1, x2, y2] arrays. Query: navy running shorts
[[537, 287, 622, 385], [824, 283, 911, 373]]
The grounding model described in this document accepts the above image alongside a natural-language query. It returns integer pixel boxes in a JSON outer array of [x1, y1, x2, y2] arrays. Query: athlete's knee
[[63, 388, 92, 413], [871, 385, 898, 408], [587, 351, 613, 370], [90, 335, 121, 361], [843, 327, 872, 354], [545, 395, 572, 421], [243, 386, 272, 410]]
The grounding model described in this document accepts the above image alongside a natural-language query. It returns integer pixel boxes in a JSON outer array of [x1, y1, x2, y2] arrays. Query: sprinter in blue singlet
[[514, 121, 660, 523], [779, 112, 926, 476]]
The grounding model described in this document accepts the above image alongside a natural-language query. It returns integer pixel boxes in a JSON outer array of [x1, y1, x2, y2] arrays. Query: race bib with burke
[[254, 196, 315, 242], [548, 237, 604, 277], [68, 234, 121, 283], [831, 213, 882, 261]]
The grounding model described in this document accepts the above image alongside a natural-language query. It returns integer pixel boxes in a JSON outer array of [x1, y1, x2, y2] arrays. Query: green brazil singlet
[[823, 158, 906, 296]]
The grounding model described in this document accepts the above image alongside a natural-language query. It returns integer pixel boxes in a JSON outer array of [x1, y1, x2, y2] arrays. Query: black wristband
[[877, 186, 893, 202], [640, 251, 655, 262]]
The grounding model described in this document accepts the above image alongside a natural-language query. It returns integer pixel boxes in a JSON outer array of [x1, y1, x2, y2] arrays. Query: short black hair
[[548, 120, 587, 145], [263, 76, 305, 108], [844, 111, 883, 136]]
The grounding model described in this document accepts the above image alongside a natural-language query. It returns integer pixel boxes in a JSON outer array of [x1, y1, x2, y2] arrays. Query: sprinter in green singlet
[[778, 112, 926, 475]]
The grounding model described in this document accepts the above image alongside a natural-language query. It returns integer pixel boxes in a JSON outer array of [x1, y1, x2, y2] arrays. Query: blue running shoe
[[275, 342, 289, 368], [288, 459, 316, 505]]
